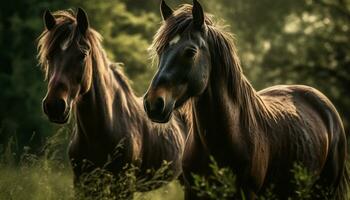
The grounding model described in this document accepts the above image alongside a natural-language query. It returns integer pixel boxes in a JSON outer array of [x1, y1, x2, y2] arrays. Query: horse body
[[69, 62, 186, 184], [144, 1, 349, 199], [183, 82, 346, 199], [38, 9, 187, 196], [258, 85, 346, 197]]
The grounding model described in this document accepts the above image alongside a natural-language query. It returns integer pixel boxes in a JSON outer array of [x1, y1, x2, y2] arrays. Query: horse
[[143, 1, 349, 199], [37, 8, 188, 198]]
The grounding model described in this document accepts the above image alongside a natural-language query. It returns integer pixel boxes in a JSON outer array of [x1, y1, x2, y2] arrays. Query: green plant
[[0, 128, 182, 200], [192, 156, 238, 199], [291, 163, 315, 199]]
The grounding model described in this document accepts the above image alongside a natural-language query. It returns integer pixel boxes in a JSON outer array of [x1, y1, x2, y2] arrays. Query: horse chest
[[68, 132, 135, 172]]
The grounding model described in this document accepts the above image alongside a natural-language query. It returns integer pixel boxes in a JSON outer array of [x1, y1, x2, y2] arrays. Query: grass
[[192, 157, 237, 199], [0, 163, 183, 200], [191, 157, 347, 200], [0, 158, 327, 200], [0, 127, 348, 200], [0, 126, 184, 200], [0, 164, 72, 200], [0, 150, 184, 200]]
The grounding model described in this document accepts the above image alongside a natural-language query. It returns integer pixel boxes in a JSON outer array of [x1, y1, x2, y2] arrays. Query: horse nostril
[[144, 95, 166, 117], [45, 98, 66, 116], [54, 98, 66, 115], [154, 97, 165, 114]]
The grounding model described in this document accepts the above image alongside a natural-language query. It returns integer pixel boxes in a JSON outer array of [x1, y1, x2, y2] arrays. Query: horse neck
[[192, 63, 271, 154], [75, 52, 142, 142]]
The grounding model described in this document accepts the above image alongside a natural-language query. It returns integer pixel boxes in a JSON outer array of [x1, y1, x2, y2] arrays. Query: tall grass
[[192, 157, 237, 199], [0, 126, 347, 199], [0, 126, 183, 200], [0, 125, 71, 200], [191, 157, 343, 200]]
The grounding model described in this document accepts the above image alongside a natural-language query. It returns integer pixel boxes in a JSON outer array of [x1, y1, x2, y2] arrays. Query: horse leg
[[313, 147, 346, 198], [241, 188, 256, 200], [181, 172, 202, 200], [312, 124, 347, 199], [72, 176, 84, 200], [70, 158, 96, 199], [70, 160, 85, 199], [183, 178, 252, 200], [177, 173, 186, 187], [184, 185, 202, 200]]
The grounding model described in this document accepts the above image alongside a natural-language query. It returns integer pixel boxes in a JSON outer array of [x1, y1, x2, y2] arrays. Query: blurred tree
[[0, 0, 349, 159], [204, 0, 350, 131], [0, 0, 65, 156], [259, 0, 350, 130], [68, 0, 160, 94], [0, 0, 159, 159]]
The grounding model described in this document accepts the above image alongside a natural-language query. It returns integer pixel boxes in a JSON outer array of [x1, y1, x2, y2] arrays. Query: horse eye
[[79, 52, 87, 60], [184, 47, 197, 58]]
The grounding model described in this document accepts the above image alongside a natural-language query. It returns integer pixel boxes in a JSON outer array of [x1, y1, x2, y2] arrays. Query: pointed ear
[[43, 9, 56, 30], [192, 0, 204, 30], [76, 7, 89, 35], [160, 0, 173, 21]]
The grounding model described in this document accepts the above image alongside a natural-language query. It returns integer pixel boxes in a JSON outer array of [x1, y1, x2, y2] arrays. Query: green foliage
[[291, 163, 333, 200], [1, 0, 350, 198], [191, 158, 330, 200], [291, 163, 316, 200], [75, 161, 174, 200], [264, 0, 350, 130], [204, 0, 350, 131], [0, 129, 184, 200], [0, 0, 54, 156], [0, 0, 159, 159], [68, 0, 159, 94], [1, 0, 349, 161], [192, 156, 238, 199], [0, 133, 342, 200], [0, 125, 74, 200]]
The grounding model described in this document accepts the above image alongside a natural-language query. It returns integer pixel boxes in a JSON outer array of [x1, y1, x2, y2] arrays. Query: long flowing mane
[[150, 4, 273, 132]]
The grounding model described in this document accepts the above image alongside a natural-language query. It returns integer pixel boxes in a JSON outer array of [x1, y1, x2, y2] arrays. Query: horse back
[[258, 84, 347, 197]]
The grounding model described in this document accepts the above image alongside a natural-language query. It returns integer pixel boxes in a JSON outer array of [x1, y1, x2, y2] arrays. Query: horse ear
[[192, 0, 204, 31], [76, 7, 89, 35], [160, 0, 173, 21], [44, 9, 56, 30]]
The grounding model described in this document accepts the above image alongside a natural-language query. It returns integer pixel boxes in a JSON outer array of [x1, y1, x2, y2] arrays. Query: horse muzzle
[[43, 97, 70, 124], [143, 93, 174, 123]]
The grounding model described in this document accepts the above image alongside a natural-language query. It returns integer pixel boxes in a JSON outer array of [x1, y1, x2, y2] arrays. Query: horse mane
[[150, 4, 274, 132]]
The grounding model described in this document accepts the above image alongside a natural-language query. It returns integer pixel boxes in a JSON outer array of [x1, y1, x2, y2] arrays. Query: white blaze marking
[[169, 35, 181, 46], [60, 38, 71, 51]]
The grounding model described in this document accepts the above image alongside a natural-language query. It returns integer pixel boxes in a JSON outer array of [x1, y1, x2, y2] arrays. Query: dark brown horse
[[143, 1, 349, 199], [37, 8, 187, 197]]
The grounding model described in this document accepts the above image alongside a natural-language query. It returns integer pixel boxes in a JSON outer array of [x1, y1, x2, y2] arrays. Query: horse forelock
[[37, 9, 103, 79], [149, 4, 214, 58]]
